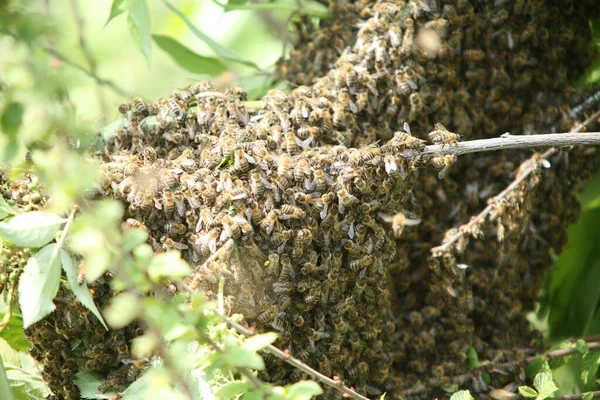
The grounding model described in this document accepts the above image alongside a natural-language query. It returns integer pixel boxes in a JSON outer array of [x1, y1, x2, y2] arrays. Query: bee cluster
[[15, 0, 600, 399]]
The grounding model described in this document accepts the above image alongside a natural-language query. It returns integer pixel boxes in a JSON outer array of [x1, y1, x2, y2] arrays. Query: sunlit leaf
[[0, 212, 65, 248], [518, 386, 538, 398], [466, 346, 480, 370], [0, 358, 15, 400], [0, 195, 21, 219], [18, 245, 62, 328], [0, 313, 30, 353], [152, 35, 227, 76], [162, 0, 259, 70], [449, 390, 474, 400], [533, 371, 557, 400], [241, 332, 277, 352], [214, 381, 252, 399], [583, 392, 595, 400], [576, 339, 589, 354], [581, 349, 600, 386], [123, 228, 148, 251], [74, 370, 106, 399], [103, 292, 139, 329], [104, 0, 128, 27], [127, 0, 152, 65], [121, 368, 151, 399], [0, 337, 20, 367], [285, 381, 323, 400], [147, 251, 192, 282], [60, 250, 108, 330], [1, 102, 24, 138], [221, 344, 264, 370]]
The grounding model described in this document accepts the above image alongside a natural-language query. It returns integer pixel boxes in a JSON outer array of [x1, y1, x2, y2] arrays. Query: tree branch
[[554, 391, 600, 400], [431, 110, 600, 255], [220, 314, 370, 400]]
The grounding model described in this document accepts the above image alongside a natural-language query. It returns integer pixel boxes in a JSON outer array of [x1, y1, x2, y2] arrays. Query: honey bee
[[279, 254, 295, 281], [76, 260, 87, 285], [234, 149, 255, 173], [401, 18, 415, 56], [379, 212, 422, 238], [284, 131, 300, 155], [349, 254, 373, 271], [160, 236, 189, 251], [408, 93, 423, 121], [293, 229, 313, 258], [260, 210, 280, 234], [257, 306, 278, 324], [394, 69, 417, 95], [221, 214, 244, 240], [99, 377, 124, 393], [463, 49, 486, 62], [165, 222, 186, 235], [131, 97, 147, 115], [337, 187, 359, 209], [428, 123, 460, 146], [280, 204, 306, 220], [271, 171, 291, 190], [430, 154, 457, 178], [264, 253, 280, 276], [332, 103, 347, 129], [166, 98, 185, 121]]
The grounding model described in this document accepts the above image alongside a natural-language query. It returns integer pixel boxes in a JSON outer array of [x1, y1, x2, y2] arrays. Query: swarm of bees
[[18, 0, 600, 398]]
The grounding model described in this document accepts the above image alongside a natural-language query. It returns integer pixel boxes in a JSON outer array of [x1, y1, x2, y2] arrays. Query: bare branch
[[554, 391, 600, 400], [431, 110, 600, 255], [220, 314, 371, 400]]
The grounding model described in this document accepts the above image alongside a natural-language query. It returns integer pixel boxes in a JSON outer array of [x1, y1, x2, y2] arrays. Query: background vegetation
[[2, 0, 600, 399]]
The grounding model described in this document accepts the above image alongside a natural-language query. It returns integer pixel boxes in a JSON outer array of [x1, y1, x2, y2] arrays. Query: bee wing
[[348, 223, 355, 239], [404, 218, 422, 226], [320, 204, 329, 220], [232, 215, 248, 225], [403, 122, 412, 135], [173, 241, 189, 250], [434, 122, 447, 131], [377, 212, 393, 223], [298, 137, 314, 149], [243, 153, 256, 164]]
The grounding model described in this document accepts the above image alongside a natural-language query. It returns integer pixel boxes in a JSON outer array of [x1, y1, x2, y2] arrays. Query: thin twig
[[0, 280, 17, 333], [431, 111, 600, 254], [220, 314, 371, 400], [69, 0, 108, 116], [42, 47, 130, 98], [554, 391, 600, 400]]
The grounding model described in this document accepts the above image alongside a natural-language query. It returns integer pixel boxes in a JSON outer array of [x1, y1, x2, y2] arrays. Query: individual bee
[[173, 191, 186, 217], [160, 236, 189, 251], [257, 306, 278, 324], [138, 189, 155, 212], [76, 260, 87, 285], [408, 92, 423, 121], [234, 149, 255, 173], [99, 377, 124, 393], [337, 187, 359, 209], [430, 154, 457, 178], [260, 210, 280, 234], [293, 229, 313, 258], [130, 97, 147, 115], [379, 212, 422, 238], [349, 255, 373, 271], [221, 214, 244, 240], [166, 98, 185, 121], [280, 204, 306, 220], [332, 102, 347, 129], [428, 123, 460, 146], [400, 18, 415, 56], [463, 49, 486, 62], [424, 18, 449, 33], [165, 222, 186, 235], [394, 69, 417, 95], [279, 254, 295, 281], [383, 155, 401, 177], [264, 253, 280, 276], [284, 131, 299, 155], [270, 171, 291, 190]]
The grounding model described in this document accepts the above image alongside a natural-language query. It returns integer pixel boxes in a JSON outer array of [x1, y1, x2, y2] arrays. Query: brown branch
[[220, 314, 371, 400], [69, 0, 109, 116], [431, 110, 600, 255]]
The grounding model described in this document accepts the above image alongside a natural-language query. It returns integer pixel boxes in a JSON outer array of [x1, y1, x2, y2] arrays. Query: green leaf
[[583, 392, 595, 400], [18, 245, 62, 328], [221, 345, 265, 370], [449, 390, 474, 400], [104, 0, 128, 27], [123, 228, 148, 251], [121, 368, 151, 399], [1, 102, 24, 138], [127, 0, 152, 65], [0, 196, 21, 218], [466, 346, 480, 370], [60, 250, 107, 330], [0, 337, 20, 367], [147, 251, 192, 282], [223, 0, 331, 19], [103, 292, 139, 329], [581, 349, 600, 386], [534, 372, 558, 400], [285, 381, 323, 400], [242, 332, 278, 352], [519, 386, 538, 398], [0, 212, 65, 248], [0, 314, 30, 353], [162, 0, 259, 70], [577, 339, 589, 354], [0, 358, 16, 400], [214, 381, 252, 399], [152, 35, 227, 76], [74, 370, 105, 399]]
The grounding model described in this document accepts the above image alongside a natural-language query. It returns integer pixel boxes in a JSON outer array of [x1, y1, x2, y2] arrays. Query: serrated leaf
[[60, 250, 107, 330], [74, 370, 106, 399], [152, 35, 227, 76], [534, 372, 557, 400], [147, 251, 192, 282], [104, 0, 128, 27], [18, 245, 62, 328], [583, 392, 595, 400], [0, 212, 65, 248], [127, 0, 152, 65], [449, 390, 474, 400], [162, 0, 259, 70], [581, 349, 600, 385], [577, 339, 589, 354], [241, 332, 278, 352], [534, 371, 552, 391], [1, 102, 24, 138], [103, 292, 138, 329], [286, 381, 323, 400], [221, 345, 264, 370], [122, 368, 151, 399], [519, 386, 538, 398], [214, 381, 252, 398], [0, 314, 30, 353], [0, 358, 16, 400]]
